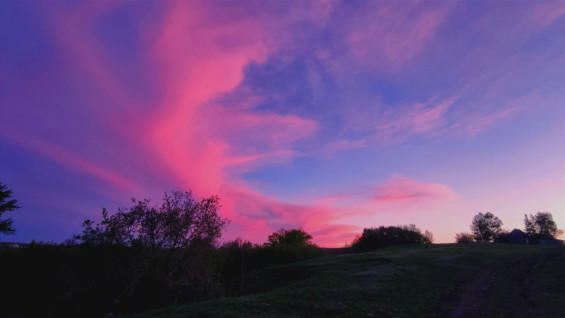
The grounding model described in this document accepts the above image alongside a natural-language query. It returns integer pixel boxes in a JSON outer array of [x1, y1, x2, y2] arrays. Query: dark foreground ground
[[133, 244, 564, 318]]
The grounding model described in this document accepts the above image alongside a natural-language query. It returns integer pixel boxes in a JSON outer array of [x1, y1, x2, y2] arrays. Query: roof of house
[[508, 229, 528, 237]]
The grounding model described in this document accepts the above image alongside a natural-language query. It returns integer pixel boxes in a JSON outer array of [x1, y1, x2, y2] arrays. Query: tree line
[[455, 211, 562, 244], [1, 183, 561, 316], [0, 185, 434, 317]]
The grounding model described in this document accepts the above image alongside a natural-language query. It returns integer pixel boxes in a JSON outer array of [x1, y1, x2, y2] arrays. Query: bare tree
[[75, 191, 229, 252]]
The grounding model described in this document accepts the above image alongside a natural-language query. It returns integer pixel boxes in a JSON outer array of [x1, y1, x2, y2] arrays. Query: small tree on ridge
[[266, 228, 315, 248], [524, 212, 562, 239], [471, 212, 502, 243], [455, 232, 475, 243]]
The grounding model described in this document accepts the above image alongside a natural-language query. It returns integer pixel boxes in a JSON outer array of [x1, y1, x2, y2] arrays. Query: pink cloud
[[223, 186, 359, 247], [27, 1, 361, 247], [346, 1, 453, 69], [141, 2, 278, 196], [206, 108, 319, 153], [373, 175, 456, 203]]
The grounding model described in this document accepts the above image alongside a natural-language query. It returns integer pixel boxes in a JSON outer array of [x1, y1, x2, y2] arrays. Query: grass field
[[133, 244, 565, 318]]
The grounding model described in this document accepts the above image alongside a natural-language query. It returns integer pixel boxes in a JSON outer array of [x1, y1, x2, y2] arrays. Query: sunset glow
[[1, 0, 564, 246]]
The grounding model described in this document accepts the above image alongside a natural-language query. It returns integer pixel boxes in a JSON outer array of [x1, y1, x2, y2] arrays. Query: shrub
[[219, 231, 324, 295], [455, 232, 475, 243], [351, 224, 432, 252]]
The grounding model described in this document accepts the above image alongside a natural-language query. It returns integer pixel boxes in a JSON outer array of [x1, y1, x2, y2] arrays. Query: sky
[[1, 0, 564, 247]]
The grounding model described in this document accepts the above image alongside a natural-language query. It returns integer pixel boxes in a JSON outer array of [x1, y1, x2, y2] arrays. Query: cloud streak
[[373, 176, 456, 204]]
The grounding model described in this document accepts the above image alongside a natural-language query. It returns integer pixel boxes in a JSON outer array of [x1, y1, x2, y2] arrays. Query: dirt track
[[441, 254, 545, 318]]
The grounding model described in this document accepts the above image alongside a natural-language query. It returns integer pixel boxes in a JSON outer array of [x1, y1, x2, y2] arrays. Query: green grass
[[133, 244, 565, 318]]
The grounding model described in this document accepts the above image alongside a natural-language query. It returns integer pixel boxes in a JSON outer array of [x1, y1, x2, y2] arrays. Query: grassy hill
[[133, 244, 564, 318]]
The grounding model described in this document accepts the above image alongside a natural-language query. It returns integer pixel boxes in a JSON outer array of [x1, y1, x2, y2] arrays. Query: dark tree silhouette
[[471, 212, 502, 242], [267, 228, 315, 247], [493, 229, 511, 243], [261, 228, 322, 263], [455, 232, 475, 243], [524, 212, 562, 239], [351, 224, 432, 252], [71, 191, 230, 310], [74, 191, 229, 252], [0, 183, 20, 234]]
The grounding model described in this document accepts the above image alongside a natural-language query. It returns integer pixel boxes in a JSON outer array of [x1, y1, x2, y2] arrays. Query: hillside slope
[[134, 244, 565, 318]]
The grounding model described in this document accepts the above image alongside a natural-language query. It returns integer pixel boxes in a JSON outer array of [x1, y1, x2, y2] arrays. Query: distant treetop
[[266, 228, 315, 248], [351, 224, 433, 252], [524, 212, 562, 239], [471, 212, 503, 243], [0, 183, 20, 235]]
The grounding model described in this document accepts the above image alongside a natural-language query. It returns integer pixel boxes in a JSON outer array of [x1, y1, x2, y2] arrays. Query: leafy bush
[[455, 232, 475, 243], [267, 228, 314, 247], [221, 230, 323, 269], [263, 228, 323, 263], [351, 225, 433, 252]]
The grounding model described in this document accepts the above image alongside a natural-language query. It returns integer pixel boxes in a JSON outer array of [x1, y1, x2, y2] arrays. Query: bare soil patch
[[441, 253, 544, 318]]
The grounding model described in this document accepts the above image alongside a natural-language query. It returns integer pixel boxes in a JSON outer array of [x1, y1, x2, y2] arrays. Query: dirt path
[[441, 254, 544, 318]]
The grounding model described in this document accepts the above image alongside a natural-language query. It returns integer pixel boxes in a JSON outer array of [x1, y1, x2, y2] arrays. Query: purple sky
[[1, 0, 564, 246]]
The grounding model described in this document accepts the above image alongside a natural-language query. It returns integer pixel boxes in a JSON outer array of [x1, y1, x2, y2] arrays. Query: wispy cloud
[[346, 1, 454, 69], [373, 175, 456, 204]]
